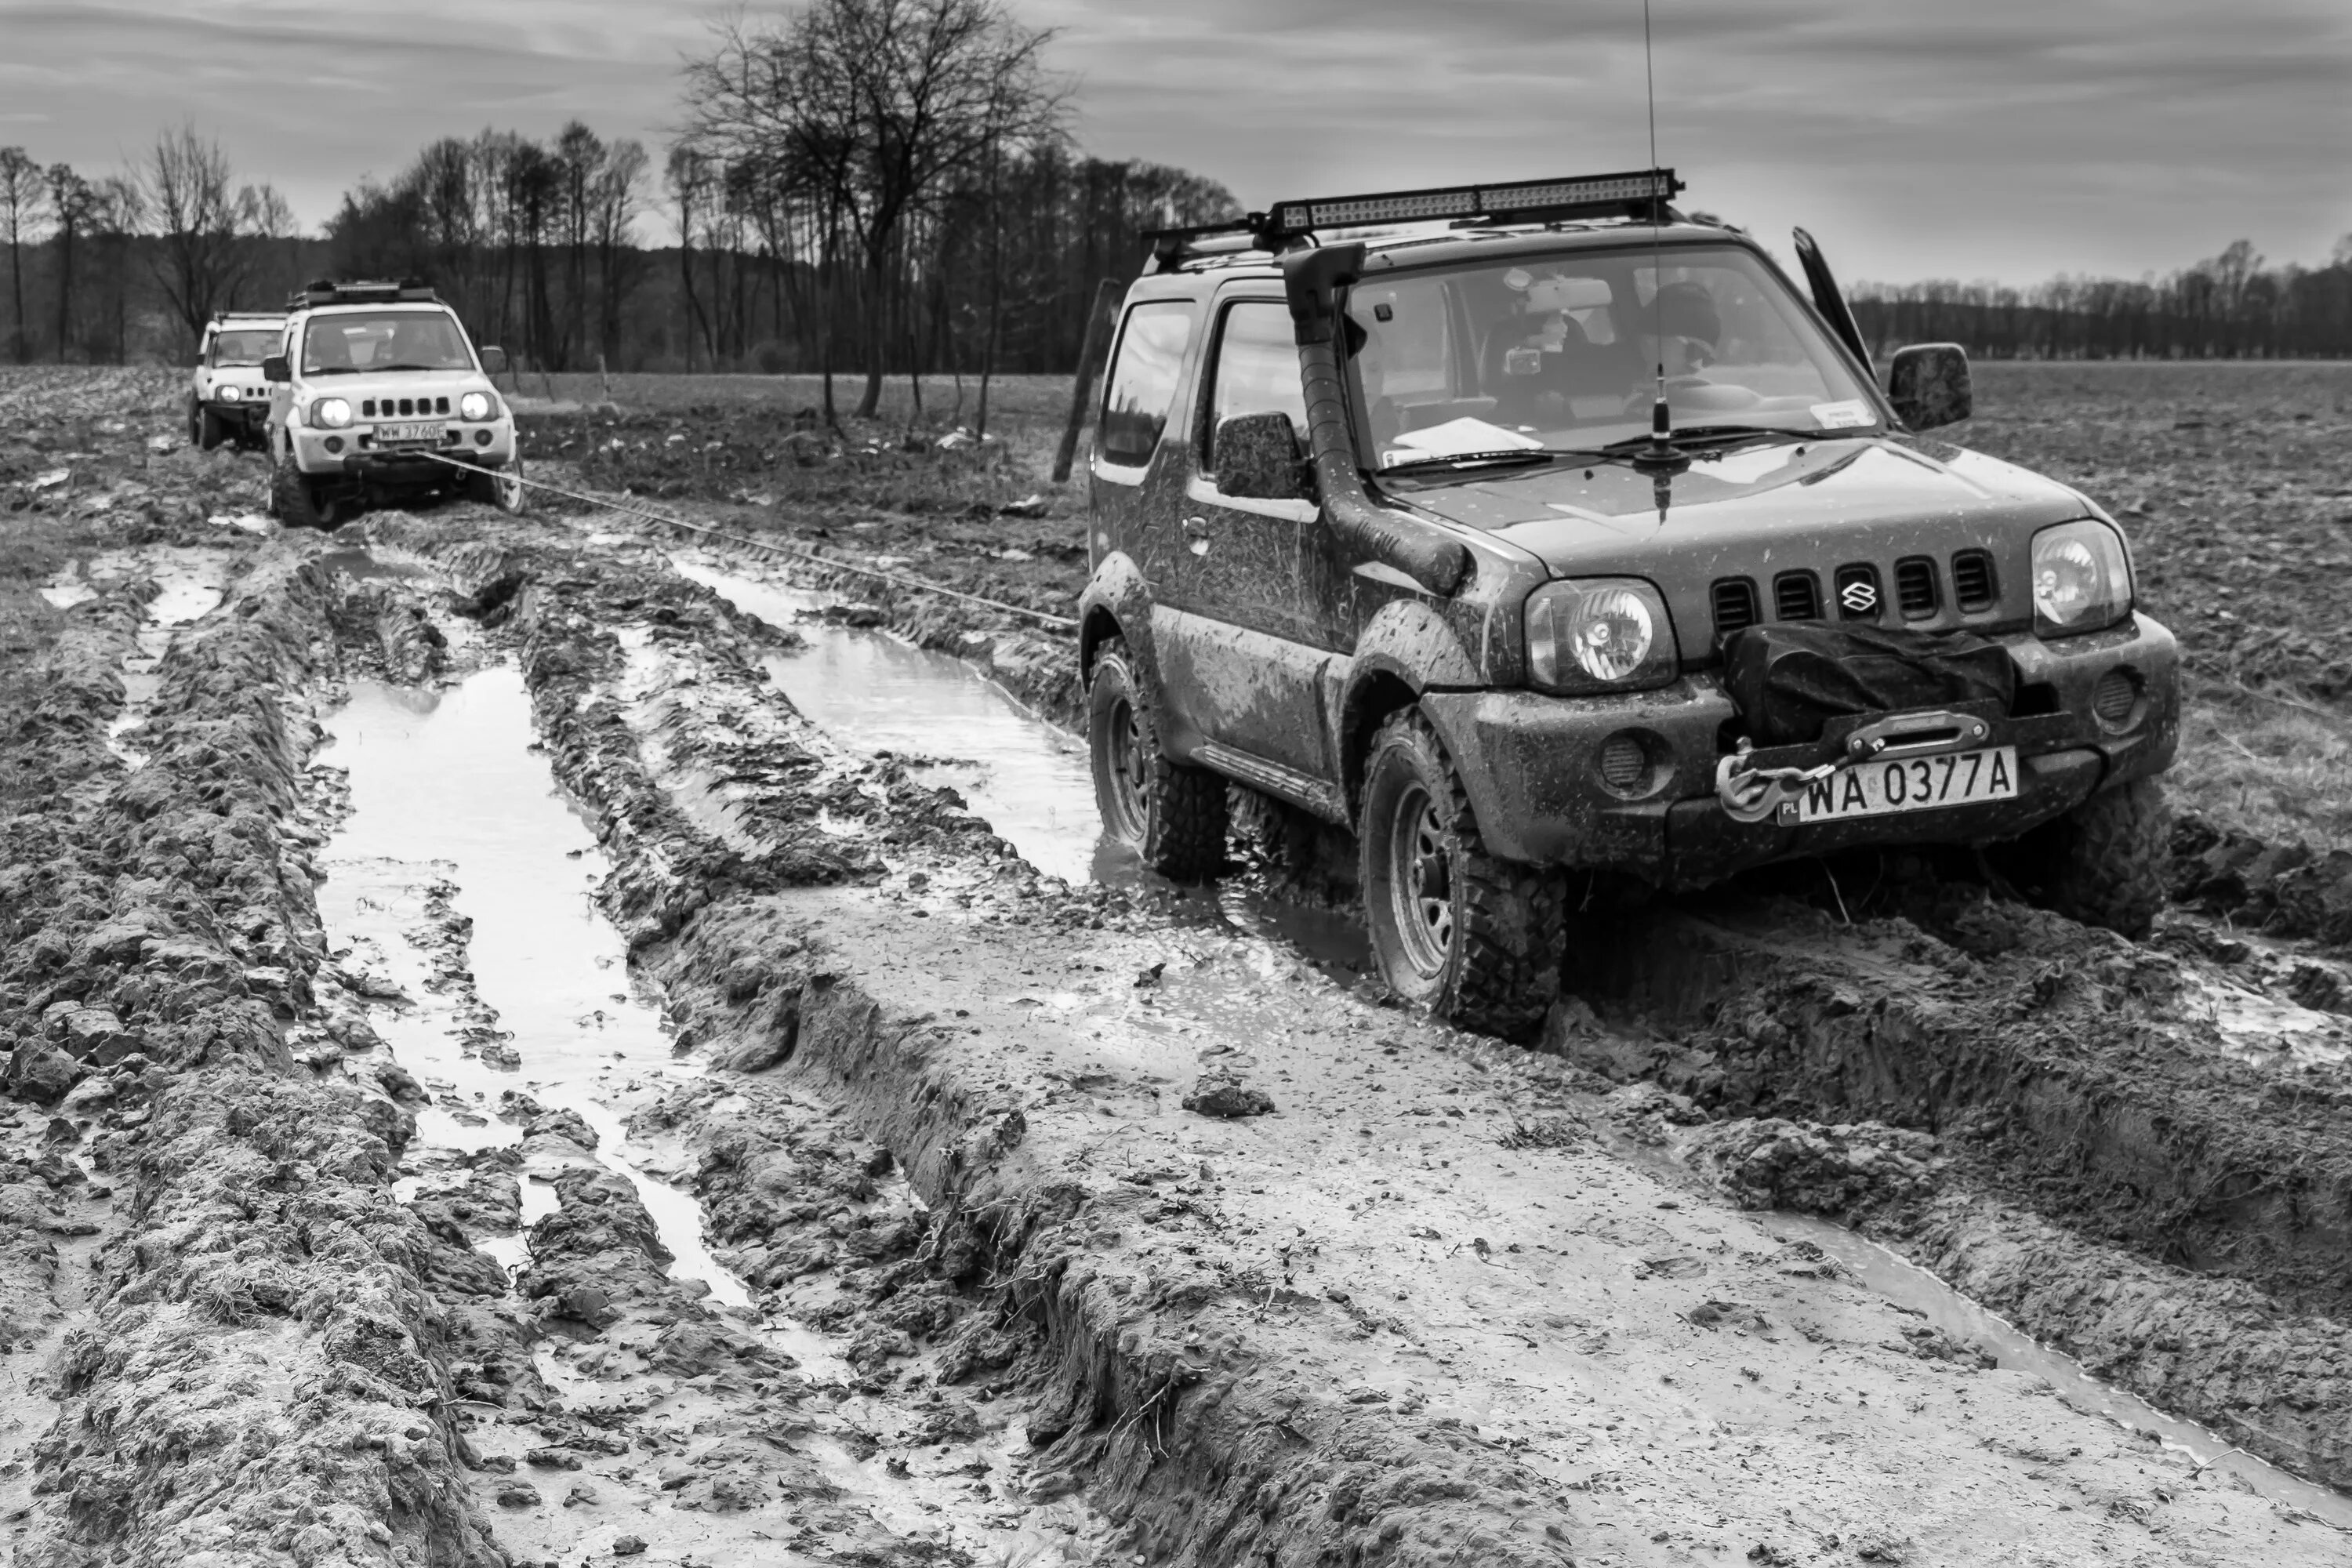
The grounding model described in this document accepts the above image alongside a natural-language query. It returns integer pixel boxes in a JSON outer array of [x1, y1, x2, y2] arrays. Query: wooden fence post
[[1051, 277, 1125, 483]]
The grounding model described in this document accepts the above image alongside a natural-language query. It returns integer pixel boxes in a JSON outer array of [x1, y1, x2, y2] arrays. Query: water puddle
[[671, 554, 1116, 887], [316, 667, 724, 1290], [672, 550, 1373, 975], [1771, 1214, 2352, 1526]]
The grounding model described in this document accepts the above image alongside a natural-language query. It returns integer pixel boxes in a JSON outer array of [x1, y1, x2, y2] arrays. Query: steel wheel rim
[[1105, 694, 1149, 841], [497, 471, 523, 510], [1387, 782, 1453, 978]]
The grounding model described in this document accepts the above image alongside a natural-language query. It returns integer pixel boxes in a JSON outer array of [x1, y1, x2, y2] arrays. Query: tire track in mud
[[1, 548, 514, 1566], [345, 510, 2352, 1565], [627, 510, 2352, 1503]]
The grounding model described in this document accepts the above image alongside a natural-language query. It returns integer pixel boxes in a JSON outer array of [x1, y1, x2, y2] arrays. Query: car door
[[1152, 294, 1348, 795]]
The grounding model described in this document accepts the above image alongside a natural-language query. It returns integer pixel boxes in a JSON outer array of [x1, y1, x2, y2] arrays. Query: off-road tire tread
[[1092, 637, 1226, 882], [198, 406, 227, 452], [2038, 775, 2170, 939], [1363, 710, 1566, 1039], [271, 459, 328, 531]]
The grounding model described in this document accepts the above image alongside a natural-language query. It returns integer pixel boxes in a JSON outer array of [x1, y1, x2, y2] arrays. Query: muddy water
[[315, 657, 1114, 1564], [673, 552, 1374, 972], [316, 666, 737, 1295]]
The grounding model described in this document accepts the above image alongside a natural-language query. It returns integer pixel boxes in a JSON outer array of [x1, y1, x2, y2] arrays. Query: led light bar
[[1269, 168, 1681, 242]]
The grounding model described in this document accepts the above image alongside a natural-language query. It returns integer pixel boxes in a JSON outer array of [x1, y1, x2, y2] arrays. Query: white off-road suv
[[188, 311, 284, 452], [260, 279, 524, 529]]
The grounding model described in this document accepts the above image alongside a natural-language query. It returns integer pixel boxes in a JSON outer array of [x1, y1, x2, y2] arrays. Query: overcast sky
[[3, 0, 2346, 284]]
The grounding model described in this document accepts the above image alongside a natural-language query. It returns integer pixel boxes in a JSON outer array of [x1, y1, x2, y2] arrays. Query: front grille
[[1711, 578, 1759, 639], [1951, 549, 1996, 612], [1773, 571, 1821, 621], [1834, 563, 1882, 620], [1894, 557, 1939, 619], [361, 396, 452, 418]]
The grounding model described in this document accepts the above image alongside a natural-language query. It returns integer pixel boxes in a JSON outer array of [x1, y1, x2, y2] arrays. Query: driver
[[1647, 279, 1723, 378]]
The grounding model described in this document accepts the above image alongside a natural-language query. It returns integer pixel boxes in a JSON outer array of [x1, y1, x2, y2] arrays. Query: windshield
[[300, 310, 474, 375], [210, 329, 280, 366], [1345, 242, 1882, 467]]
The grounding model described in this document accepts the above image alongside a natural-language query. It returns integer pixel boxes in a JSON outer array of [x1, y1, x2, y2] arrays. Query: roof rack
[[1144, 168, 1684, 273], [289, 277, 439, 309]]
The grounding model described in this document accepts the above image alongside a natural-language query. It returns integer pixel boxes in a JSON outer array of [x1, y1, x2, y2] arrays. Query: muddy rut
[[7, 375, 2352, 1567]]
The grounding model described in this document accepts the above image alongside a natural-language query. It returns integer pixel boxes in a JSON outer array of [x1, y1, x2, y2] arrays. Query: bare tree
[[0, 149, 42, 361], [140, 124, 260, 343], [44, 164, 94, 361], [89, 176, 144, 362], [680, 0, 1068, 416]]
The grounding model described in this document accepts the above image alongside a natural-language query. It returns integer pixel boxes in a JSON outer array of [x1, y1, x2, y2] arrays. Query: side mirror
[[1214, 412, 1314, 502], [479, 345, 508, 377], [262, 355, 290, 383], [1886, 343, 1973, 430]]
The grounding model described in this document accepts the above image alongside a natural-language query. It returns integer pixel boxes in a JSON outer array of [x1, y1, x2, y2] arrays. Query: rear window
[[1098, 302, 1196, 468]]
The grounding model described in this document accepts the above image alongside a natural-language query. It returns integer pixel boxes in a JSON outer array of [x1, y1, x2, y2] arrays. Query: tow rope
[[412, 451, 1080, 632]]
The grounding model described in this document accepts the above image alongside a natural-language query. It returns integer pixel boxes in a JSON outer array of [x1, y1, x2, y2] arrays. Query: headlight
[[311, 397, 353, 430], [217, 385, 241, 403], [2031, 520, 2131, 637], [1526, 578, 1679, 693], [459, 391, 494, 422]]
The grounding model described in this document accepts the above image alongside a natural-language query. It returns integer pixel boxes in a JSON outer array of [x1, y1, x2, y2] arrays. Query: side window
[[1098, 301, 1197, 468], [1203, 301, 1309, 473]]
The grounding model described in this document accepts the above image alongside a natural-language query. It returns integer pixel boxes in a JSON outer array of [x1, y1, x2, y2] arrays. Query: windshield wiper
[[305, 366, 363, 376], [1601, 423, 1873, 456], [1380, 448, 1562, 477], [372, 362, 458, 372]]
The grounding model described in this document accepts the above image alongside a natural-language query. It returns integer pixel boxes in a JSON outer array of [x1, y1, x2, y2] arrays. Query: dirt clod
[[1181, 1067, 1275, 1118]]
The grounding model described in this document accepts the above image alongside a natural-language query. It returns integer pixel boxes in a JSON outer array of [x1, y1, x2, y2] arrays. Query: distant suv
[[1079, 170, 2178, 1037], [261, 278, 524, 528], [189, 311, 285, 451]]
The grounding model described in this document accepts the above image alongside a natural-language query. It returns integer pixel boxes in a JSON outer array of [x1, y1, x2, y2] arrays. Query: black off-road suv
[[1078, 170, 2177, 1037]]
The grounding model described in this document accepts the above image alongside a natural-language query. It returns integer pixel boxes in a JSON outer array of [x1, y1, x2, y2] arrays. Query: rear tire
[[1087, 636, 1226, 882], [2007, 775, 2170, 939], [1359, 709, 1564, 1039], [466, 460, 528, 514], [270, 458, 339, 531]]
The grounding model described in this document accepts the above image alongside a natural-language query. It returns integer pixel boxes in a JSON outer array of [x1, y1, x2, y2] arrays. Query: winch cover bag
[[1722, 623, 2016, 746]]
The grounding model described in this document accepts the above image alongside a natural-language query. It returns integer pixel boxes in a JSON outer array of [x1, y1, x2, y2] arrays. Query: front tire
[[2006, 775, 2170, 939], [198, 406, 227, 452], [271, 458, 339, 531], [1087, 636, 1226, 881], [1359, 710, 1564, 1039], [466, 460, 528, 514]]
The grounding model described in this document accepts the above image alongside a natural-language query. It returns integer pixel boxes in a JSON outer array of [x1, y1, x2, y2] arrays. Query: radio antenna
[[1642, 0, 1675, 461]]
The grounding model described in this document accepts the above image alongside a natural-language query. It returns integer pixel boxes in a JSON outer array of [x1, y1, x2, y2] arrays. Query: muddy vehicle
[[187, 311, 285, 452], [1079, 170, 2178, 1036], [261, 278, 523, 528]]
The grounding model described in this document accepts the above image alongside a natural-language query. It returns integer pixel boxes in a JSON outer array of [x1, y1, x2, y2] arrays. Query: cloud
[[0, 0, 2343, 281]]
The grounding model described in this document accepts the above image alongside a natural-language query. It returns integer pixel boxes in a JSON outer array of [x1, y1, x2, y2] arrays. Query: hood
[[1394, 437, 2096, 648]]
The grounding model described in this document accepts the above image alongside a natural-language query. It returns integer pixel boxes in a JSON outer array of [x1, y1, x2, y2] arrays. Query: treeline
[[0, 127, 303, 363], [1852, 238, 2352, 359]]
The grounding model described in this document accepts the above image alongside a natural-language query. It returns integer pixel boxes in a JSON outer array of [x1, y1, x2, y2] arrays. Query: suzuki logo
[[1840, 579, 1878, 614]]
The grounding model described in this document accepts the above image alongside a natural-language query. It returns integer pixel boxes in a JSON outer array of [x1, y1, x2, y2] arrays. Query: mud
[[14, 368, 2352, 1567]]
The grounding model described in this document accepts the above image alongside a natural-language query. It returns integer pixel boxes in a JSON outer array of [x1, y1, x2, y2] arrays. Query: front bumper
[[201, 398, 267, 427], [1418, 612, 2179, 888], [289, 420, 515, 481]]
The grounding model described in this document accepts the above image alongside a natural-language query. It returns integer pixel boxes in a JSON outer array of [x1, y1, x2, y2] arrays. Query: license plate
[[378, 421, 439, 444], [1794, 746, 2018, 822]]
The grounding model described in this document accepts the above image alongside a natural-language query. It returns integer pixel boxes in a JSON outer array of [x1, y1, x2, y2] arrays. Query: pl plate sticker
[[1810, 400, 1874, 430]]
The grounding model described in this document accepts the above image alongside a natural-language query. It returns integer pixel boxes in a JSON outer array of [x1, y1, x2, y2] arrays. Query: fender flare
[[1076, 551, 1160, 693], [1334, 598, 1484, 812]]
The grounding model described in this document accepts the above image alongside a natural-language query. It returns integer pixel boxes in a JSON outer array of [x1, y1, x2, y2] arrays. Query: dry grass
[[510, 368, 1074, 428], [2172, 683, 2352, 849]]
